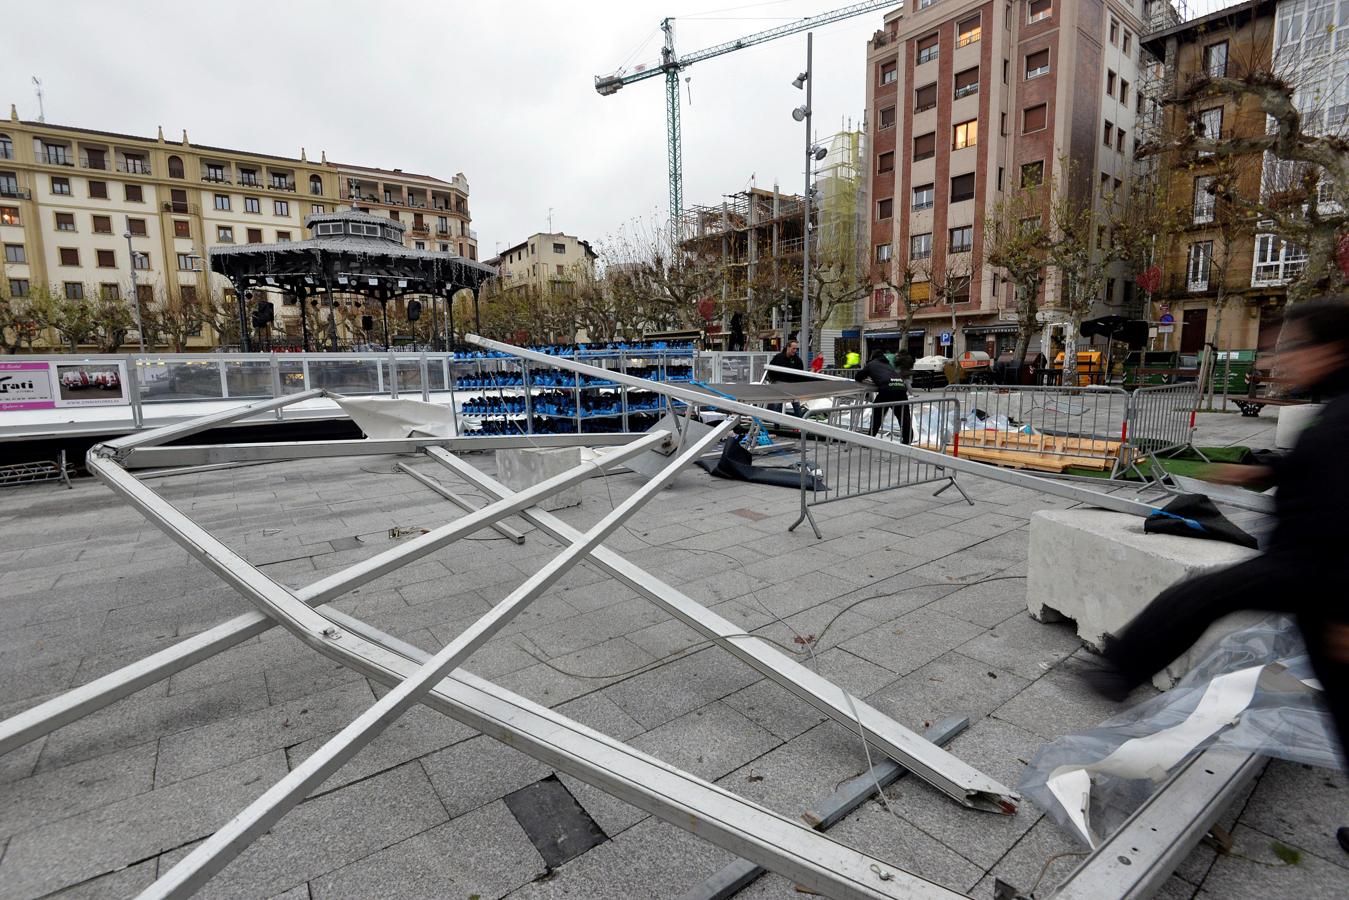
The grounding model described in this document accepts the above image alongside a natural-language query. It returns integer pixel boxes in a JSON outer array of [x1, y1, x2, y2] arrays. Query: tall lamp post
[[791, 33, 828, 365], [124, 231, 147, 353]]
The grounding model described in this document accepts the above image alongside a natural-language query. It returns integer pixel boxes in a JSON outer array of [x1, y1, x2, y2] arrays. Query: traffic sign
[[939, 331, 952, 346], [1159, 313, 1175, 324]]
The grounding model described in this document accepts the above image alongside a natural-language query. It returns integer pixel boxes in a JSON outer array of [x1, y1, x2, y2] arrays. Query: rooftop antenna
[[547, 207, 554, 233], [31, 76, 44, 123]]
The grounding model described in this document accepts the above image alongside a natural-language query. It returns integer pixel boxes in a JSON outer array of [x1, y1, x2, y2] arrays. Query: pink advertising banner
[[0, 362, 56, 411]]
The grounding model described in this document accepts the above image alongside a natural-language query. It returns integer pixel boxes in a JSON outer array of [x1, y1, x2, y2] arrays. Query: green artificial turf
[[1065, 446, 1254, 481]]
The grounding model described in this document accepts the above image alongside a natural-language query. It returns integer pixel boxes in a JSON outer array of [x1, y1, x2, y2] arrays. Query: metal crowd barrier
[[789, 397, 969, 538], [1126, 381, 1202, 459], [942, 384, 1132, 476], [0, 450, 72, 489]]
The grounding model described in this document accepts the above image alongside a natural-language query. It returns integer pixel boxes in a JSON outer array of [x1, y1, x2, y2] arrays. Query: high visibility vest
[[844, 351, 861, 368]]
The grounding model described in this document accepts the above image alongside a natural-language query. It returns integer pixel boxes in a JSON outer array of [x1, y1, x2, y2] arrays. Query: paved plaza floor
[[0, 407, 1343, 899]]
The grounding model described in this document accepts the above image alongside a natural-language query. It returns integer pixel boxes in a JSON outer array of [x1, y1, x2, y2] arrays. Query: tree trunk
[[1063, 313, 1081, 386]]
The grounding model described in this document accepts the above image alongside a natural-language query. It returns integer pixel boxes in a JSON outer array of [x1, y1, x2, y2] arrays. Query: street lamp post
[[792, 33, 827, 366], [124, 231, 146, 353]]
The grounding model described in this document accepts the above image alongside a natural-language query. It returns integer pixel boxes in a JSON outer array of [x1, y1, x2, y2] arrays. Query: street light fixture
[[789, 32, 818, 365]]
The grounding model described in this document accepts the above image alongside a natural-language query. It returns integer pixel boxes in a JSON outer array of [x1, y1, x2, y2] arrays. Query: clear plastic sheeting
[[911, 403, 961, 447], [334, 396, 458, 439], [1019, 615, 1339, 846]]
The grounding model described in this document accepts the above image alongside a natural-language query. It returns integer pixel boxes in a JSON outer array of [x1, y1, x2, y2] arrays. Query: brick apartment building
[[863, 0, 1145, 361]]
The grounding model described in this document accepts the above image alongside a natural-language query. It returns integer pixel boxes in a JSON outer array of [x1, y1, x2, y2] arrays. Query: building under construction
[[678, 127, 866, 358]]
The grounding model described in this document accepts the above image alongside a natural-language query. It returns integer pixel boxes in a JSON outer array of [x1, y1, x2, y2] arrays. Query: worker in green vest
[[844, 350, 861, 368]]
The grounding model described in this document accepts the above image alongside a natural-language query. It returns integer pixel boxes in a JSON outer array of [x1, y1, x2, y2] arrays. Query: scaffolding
[[814, 124, 867, 362]]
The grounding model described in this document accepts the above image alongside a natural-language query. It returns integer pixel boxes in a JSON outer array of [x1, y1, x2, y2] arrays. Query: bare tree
[[200, 288, 244, 349], [985, 188, 1049, 375], [806, 242, 873, 361], [30, 284, 99, 352], [91, 289, 136, 352], [142, 285, 208, 352], [0, 288, 39, 353], [915, 251, 973, 358]]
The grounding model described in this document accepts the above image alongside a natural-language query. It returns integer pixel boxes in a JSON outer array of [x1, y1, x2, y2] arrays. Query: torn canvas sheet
[[1020, 615, 1340, 846], [335, 397, 458, 439]]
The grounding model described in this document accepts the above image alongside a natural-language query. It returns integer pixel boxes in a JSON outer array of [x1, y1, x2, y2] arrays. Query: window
[[55, 212, 76, 232], [244, 196, 260, 214], [0, 134, 11, 159], [52, 176, 71, 195], [879, 106, 896, 130], [180, 285, 197, 305], [951, 277, 971, 304], [1025, 49, 1050, 79], [917, 34, 939, 65], [214, 194, 230, 211], [205, 163, 226, 183], [167, 156, 184, 179], [0, 172, 19, 196], [1197, 107, 1223, 155], [439, 243, 449, 252], [1021, 160, 1044, 187], [1100, 172, 1111, 197], [270, 173, 291, 190], [133, 251, 150, 270], [552, 242, 566, 254], [3, 244, 25, 263], [1103, 121, 1114, 147], [1203, 41, 1228, 77], [910, 281, 931, 303], [1187, 241, 1212, 291], [59, 247, 79, 266], [1116, 129, 1125, 153], [915, 83, 937, 112], [1110, 18, 1119, 46], [957, 15, 981, 47], [949, 225, 973, 253], [1003, 59, 1009, 83], [880, 61, 898, 85], [953, 119, 978, 149], [910, 232, 932, 259], [96, 249, 115, 268], [64, 282, 84, 300], [9, 279, 29, 297], [1107, 71, 1116, 97], [870, 288, 895, 317], [239, 169, 259, 187], [247, 227, 262, 243], [954, 67, 979, 99], [309, 174, 323, 195], [877, 198, 894, 219], [274, 200, 289, 216], [998, 166, 1004, 190], [950, 172, 975, 202], [217, 225, 234, 243], [43, 144, 71, 166], [1193, 175, 1216, 223], [917, 0, 935, 8], [1252, 234, 1308, 285], [312, 203, 325, 214], [125, 184, 143, 202], [912, 182, 935, 209], [877, 150, 895, 173], [88, 180, 108, 199], [127, 217, 147, 236], [1000, 112, 1007, 135], [0, 206, 19, 226], [913, 132, 936, 160], [875, 243, 893, 262], [1028, 0, 1051, 24], [177, 252, 194, 270], [276, 231, 291, 242], [1023, 103, 1047, 133], [415, 241, 426, 250]]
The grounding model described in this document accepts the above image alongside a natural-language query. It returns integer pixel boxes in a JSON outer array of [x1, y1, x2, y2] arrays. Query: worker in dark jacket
[[1089, 300, 1349, 854], [855, 349, 911, 440], [767, 339, 807, 416]]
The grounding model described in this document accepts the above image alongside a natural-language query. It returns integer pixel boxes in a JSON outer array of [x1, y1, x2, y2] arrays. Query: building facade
[[863, 0, 1145, 360], [487, 232, 597, 297], [0, 109, 477, 348]]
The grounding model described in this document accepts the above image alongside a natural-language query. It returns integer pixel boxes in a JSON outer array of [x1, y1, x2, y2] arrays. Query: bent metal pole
[[465, 334, 1157, 518], [141, 418, 738, 900]]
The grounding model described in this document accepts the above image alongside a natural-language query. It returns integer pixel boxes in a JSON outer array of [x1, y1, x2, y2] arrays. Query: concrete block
[[495, 447, 584, 511], [1028, 509, 1264, 689]]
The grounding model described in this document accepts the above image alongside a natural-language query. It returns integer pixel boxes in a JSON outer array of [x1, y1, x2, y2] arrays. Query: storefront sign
[[0, 362, 56, 411], [0, 361, 130, 411]]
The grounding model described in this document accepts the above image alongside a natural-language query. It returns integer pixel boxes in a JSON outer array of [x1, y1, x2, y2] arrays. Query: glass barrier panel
[[136, 360, 225, 402], [222, 360, 274, 399], [306, 358, 382, 395]]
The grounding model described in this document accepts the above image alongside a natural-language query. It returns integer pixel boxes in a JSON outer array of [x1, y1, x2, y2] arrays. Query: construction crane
[[595, 1, 893, 229]]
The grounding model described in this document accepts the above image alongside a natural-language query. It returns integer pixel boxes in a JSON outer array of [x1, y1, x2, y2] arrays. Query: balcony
[[43, 151, 75, 167], [436, 227, 450, 236], [270, 180, 296, 192], [409, 225, 430, 236], [239, 174, 262, 187], [202, 174, 232, 184], [118, 159, 152, 175], [79, 154, 108, 170], [0, 186, 31, 199], [163, 201, 200, 214]]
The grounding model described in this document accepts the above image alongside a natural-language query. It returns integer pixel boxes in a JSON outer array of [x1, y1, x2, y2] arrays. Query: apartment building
[[0, 109, 477, 347], [1141, 1, 1279, 354], [487, 232, 597, 296], [863, 0, 1145, 360]]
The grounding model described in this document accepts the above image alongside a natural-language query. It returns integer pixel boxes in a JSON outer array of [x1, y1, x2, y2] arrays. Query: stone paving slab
[[0, 412, 1327, 899]]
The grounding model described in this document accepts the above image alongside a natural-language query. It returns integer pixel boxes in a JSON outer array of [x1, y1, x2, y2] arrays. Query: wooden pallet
[[917, 429, 1124, 473]]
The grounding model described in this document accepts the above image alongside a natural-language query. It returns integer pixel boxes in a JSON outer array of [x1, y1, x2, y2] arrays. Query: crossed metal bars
[[0, 374, 1032, 899]]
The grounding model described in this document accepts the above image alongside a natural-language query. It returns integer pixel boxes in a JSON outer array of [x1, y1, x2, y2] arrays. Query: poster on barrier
[[0, 361, 130, 411], [0, 361, 57, 411]]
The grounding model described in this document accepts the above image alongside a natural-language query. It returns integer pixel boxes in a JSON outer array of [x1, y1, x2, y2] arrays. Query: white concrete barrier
[[1275, 403, 1322, 450], [1028, 509, 1262, 690]]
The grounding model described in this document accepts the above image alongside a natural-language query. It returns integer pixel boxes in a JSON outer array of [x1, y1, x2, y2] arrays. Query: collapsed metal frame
[[1, 335, 1206, 899]]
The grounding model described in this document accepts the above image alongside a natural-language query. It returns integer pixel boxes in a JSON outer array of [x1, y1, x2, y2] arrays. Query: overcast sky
[[2, 0, 1234, 258]]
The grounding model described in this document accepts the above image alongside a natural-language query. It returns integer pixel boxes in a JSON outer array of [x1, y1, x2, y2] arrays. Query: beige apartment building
[[863, 0, 1145, 360], [0, 108, 477, 348], [487, 232, 597, 296]]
